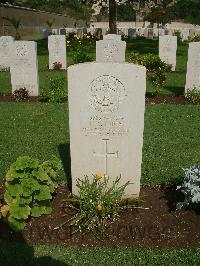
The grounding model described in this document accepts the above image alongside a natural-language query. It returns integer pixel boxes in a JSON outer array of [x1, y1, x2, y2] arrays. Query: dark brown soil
[[0, 96, 39, 102], [0, 95, 199, 105], [1, 183, 200, 248], [145, 96, 200, 105]]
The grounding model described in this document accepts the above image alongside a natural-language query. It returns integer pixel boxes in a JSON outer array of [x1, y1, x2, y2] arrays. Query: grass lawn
[[0, 36, 199, 264], [0, 103, 199, 186], [1, 241, 200, 265], [0, 37, 188, 96]]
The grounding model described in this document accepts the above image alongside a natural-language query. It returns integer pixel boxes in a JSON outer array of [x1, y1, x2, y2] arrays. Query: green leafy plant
[[12, 88, 30, 102], [53, 62, 62, 70], [177, 166, 200, 209], [41, 76, 66, 103], [129, 52, 171, 95], [2, 156, 62, 230], [185, 88, 200, 103], [72, 45, 93, 64], [173, 30, 182, 42], [57, 174, 138, 234]]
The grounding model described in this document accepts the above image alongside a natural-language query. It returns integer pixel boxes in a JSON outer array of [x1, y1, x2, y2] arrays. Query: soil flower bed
[[1, 183, 200, 249]]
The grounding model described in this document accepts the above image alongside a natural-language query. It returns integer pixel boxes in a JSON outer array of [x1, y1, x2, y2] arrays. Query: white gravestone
[[140, 28, 145, 37], [181, 29, 190, 41], [136, 28, 142, 37], [48, 35, 67, 70], [189, 29, 196, 38], [65, 28, 76, 34], [168, 29, 175, 36], [103, 34, 121, 41], [0, 36, 14, 69], [143, 28, 149, 38], [153, 28, 159, 38], [10, 41, 39, 96], [52, 29, 59, 35], [159, 35, 177, 71], [96, 40, 126, 63], [77, 28, 83, 38], [195, 29, 200, 36], [128, 28, 136, 39], [185, 42, 200, 93], [68, 62, 146, 198], [158, 28, 165, 36], [147, 28, 154, 39]]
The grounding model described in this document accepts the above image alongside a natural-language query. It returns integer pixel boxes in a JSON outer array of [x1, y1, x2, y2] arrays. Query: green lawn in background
[[0, 103, 199, 186], [0, 37, 189, 96]]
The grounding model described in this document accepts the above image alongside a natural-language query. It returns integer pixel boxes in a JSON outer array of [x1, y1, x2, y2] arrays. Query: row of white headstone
[[68, 34, 200, 197], [52, 27, 200, 41], [0, 34, 199, 197], [0, 35, 199, 97]]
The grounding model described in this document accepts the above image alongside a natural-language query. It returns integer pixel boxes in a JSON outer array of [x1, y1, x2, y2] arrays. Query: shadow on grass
[[36, 38, 49, 56], [58, 143, 72, 192], [0, 221, 68, 265], [126, 39, 158, 55], [164, 85, 185, 96]]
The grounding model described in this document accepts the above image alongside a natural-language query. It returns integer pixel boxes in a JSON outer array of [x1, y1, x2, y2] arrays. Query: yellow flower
[[95, 173, 104, 180], [96, 204, 103, 212], [66, 40, 70, 44]]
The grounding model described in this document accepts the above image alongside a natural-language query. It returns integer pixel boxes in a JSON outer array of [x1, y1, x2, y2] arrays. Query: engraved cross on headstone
[[93, 139, 118, 175]]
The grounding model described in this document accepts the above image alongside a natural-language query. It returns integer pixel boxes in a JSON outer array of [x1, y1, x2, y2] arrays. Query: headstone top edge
[[68, 62, 146, 71], [0, 36, 14, 39], [97, 39, 126, 43]]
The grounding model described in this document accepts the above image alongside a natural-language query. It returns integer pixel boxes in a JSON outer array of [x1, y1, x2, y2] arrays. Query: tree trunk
[[109, 0, 117, 34]]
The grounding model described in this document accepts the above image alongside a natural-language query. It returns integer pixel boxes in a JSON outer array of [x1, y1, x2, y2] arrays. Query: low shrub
[[41, 76, 66, 103], [177, 166, 200, 209], [1, 156, 62, 230], [12, 88, 30, 101], [0, 67, 9, 72], [72, 45, 93, 64], [58, 174, 137, 234], [66, 33, 96, 51], [129, 53, 171, 95], [188, 35, 200, 42], [53, 62, 62, 70], [173, 30, 182, 42], [185, 88, 200, 103]]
